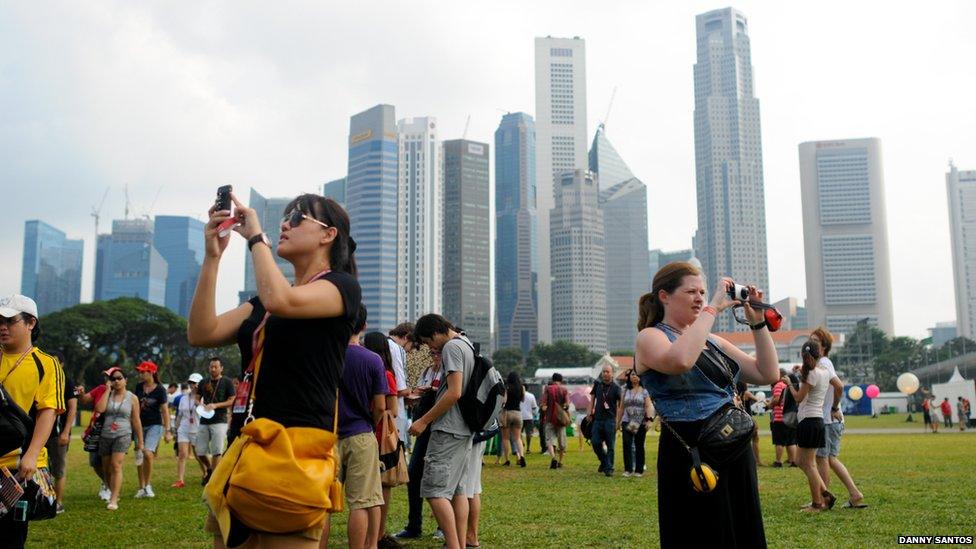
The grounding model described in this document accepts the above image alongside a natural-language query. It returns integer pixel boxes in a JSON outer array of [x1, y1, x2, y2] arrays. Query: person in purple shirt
[[324, 305, 387, 548]]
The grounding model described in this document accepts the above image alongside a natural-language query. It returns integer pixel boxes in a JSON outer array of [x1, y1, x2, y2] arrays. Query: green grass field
[[27, 430, 976, 548]]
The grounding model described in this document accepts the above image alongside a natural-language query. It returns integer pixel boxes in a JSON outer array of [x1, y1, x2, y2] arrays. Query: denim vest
[[640, 324, 738, 422]]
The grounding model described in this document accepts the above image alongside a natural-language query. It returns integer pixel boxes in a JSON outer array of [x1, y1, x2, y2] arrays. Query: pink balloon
[[865, 384, 880, 399]]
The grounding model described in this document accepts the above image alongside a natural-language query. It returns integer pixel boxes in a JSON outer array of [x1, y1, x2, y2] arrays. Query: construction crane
[[124, 184, 131, 220], [462, 115, 471, 140], [91, 187, 110, 236], [143, 186, 164, 220], [601, 86, 618, 131]]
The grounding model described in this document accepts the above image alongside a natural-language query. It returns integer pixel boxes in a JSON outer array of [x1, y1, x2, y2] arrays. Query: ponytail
[[800, 340, 822, 383], [637, 293, 660, 332], [637, 261, 702, 332]]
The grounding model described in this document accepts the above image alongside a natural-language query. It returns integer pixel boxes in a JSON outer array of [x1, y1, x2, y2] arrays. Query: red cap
[[103, 366, 124, 378], [136, 361, 158, 374]]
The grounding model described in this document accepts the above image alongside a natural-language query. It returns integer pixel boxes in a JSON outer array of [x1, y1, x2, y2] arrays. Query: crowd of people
[[5, 191, 950, 549]]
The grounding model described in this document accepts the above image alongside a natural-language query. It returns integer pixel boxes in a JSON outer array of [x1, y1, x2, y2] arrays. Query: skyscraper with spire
[[693, 8, 769, 331], [589, 126, 649, 351]]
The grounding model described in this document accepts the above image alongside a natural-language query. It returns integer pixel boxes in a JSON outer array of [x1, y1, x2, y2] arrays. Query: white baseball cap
[[0, 294, 38, 318], [188, 373, 203, 383]]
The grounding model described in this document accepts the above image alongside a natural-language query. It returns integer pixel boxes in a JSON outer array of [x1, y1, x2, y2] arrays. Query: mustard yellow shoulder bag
[[205, 276, 343, 543]]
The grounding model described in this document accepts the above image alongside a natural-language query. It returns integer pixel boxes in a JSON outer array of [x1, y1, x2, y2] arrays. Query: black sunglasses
[[282, 210, 331, 230]]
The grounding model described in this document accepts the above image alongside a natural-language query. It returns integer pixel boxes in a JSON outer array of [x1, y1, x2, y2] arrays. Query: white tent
[[931, 367, 976, 424]]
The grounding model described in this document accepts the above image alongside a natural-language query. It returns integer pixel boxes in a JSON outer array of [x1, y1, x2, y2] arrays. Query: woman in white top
[[788, 340, 843, 512], [172, 373, 203, 488]]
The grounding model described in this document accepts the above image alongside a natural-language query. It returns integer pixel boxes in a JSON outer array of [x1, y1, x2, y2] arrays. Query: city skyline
[[2, 2, 974, 339]]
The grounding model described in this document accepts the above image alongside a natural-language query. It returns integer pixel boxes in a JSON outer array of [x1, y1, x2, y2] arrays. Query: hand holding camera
[[708, 277, 739, 313], [725, 279, 784, 331]]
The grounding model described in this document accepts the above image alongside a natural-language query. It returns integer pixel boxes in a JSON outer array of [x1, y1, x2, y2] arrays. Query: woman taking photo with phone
[[188, 192, 360, 548], [635, 262, 780, 548], [95, 367, 144, 511]]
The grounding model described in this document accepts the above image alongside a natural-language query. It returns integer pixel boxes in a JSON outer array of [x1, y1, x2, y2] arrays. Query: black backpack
[[454, 338, 504, 433]]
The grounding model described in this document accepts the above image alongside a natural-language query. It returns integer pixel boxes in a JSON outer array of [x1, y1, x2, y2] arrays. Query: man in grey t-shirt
[[409, 314, 475, 549]]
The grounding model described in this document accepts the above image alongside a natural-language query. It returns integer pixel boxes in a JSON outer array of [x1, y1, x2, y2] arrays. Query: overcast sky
[[2, 1, 973, 339]]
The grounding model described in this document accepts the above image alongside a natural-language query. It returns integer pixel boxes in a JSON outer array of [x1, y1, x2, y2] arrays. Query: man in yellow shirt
[[0, 294, 65, 547]]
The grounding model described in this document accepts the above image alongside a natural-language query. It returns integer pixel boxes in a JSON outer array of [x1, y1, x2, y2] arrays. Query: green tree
[[527, 341, 601, 373], [40, 298, 239, 388], [610, 349, 635, 357], [492, 347, 525, 377]]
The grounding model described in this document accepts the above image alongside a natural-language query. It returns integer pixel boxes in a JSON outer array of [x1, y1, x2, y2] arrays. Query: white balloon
[[848, 385, 863, 401], [754, 391, 766, 401], [897, 373, 920, 395]]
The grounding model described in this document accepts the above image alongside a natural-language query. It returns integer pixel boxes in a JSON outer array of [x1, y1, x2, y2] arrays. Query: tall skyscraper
[[534, 36, 588, 342], [93, 234, 111, 302], [154, 216, 205, 317], [495, 112, 538, 354], [443, 139, 491, 347], [799, 138, 894, 336], [396, 117, 442, 324], [21, 220, 83, 315], [239, 188, 295, 303], [589, 125, 634, 190], [95, 219, 167, 306], [551, 169, 606, 353], [323, 177, 347, 207], [347, 104, 399, 332], [693, 8, 769, 331], [947, 162, 976, 339], [600, 178, 650, 352]]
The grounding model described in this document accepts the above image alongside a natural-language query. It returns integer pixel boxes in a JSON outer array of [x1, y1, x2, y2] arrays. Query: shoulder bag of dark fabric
[[82, 414, 104, 453], [0, 384, 33, 457], [781, 375, 799, 428], [23, 468, 57, 521], [580, 415, 593, 440], [692, 341, 755, 465]]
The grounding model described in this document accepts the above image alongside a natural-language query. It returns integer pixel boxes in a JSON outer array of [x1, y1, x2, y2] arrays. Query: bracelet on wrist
[[750, 321, 767, 331]]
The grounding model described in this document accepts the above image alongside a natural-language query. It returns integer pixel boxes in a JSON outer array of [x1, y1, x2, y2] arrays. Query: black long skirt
[[657, 419, 766, 548]]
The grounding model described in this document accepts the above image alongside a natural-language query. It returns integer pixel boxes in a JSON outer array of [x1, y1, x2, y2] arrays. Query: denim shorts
[[816, 422, 844, 457], [143, 424, 164, 453]]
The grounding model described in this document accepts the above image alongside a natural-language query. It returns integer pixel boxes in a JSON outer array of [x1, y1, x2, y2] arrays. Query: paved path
[[758, 428, 975, 435]]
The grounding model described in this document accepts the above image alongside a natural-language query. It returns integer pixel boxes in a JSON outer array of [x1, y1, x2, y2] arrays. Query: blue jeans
[[591, 417, 616, 472]]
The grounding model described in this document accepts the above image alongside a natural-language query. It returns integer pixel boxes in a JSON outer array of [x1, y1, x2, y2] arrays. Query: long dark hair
[[637, 261, 702, 331], [800, 340, 822, 382], [625, 369, 639, 389], [283, 194, 357, 277], [505, 371, 524, 403], [363, 331, 393, 374]]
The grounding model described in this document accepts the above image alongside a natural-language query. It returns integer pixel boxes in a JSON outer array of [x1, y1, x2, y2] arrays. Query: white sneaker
[[98, 485, 111, 501], [622, 471, 632, 477], [144, 485, 155, 498], [134, 488, 146, 499], [635, 472, 644, 477], [107, 502, 118, 511]]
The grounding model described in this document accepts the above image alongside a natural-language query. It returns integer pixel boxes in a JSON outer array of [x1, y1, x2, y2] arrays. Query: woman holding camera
[[188, 193, 360, 548], [635, 262, 779, 548], [616, 369, 653, 477]]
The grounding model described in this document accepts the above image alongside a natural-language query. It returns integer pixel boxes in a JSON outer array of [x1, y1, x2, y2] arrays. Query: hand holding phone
[[214, 185, 239, 237]]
